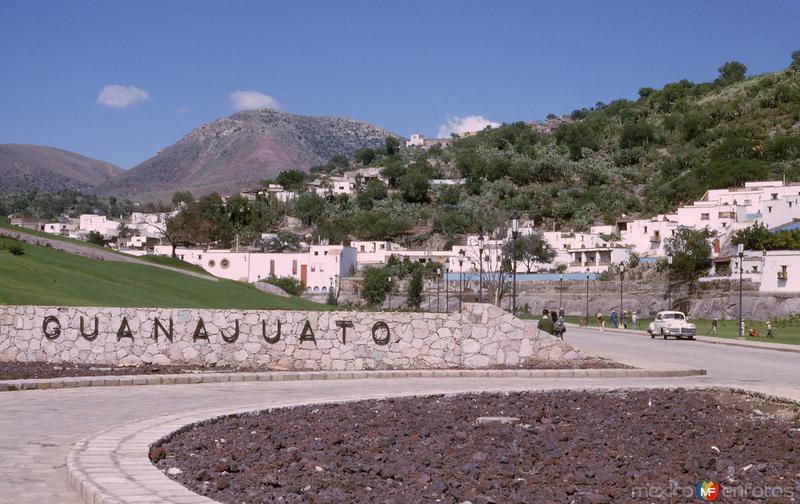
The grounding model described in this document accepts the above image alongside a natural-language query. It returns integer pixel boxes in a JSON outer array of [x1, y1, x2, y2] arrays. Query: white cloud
[[228, 90, 280, 111], [437, 115, 500, 138], [97, 84, 150, 108]]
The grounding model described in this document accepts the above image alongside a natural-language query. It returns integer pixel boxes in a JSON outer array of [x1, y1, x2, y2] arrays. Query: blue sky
[[1, 0, 799, 168]]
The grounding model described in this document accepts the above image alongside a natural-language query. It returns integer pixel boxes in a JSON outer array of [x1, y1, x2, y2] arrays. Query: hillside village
[[6, 54, 800, 307]]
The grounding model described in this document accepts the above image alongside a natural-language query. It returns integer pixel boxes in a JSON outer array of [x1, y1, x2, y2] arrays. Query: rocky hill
[[98, 109, 396, 202], [0, 144, 122, 194]]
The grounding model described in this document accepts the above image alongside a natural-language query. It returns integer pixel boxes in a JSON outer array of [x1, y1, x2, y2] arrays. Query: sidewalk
[[568, 323, 800, 354]]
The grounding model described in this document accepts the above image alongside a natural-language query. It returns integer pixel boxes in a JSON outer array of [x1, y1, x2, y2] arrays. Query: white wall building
[[79, 215, 120, 238], [152, 245, 356, 293], [406, 133, 425, 147]]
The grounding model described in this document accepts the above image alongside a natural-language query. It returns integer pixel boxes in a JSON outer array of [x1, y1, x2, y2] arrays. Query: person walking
[[610, 309, 618, 329], [558, 307, 565, 320], [596, 311, 605, 332], [766, 320, 773, 338], [631, 310, 639, 330], [554, 313, 566, 340], [537, 309, 554, 336], [709, 318, 718, 336], [550, 310, 562, 339]]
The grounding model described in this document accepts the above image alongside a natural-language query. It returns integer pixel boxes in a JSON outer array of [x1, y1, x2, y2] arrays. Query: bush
[[361, 267, 393, 306], [0, 240, 24, 255], [265, 276, 303, 296]]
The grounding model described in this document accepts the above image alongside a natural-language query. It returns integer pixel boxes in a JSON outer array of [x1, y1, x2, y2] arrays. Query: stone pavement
[[1, 324, 798, 503], [0, 376, 707, 504]]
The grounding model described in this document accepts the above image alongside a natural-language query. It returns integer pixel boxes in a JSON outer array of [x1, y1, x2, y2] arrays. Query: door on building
[[300, 264, 307, 288]]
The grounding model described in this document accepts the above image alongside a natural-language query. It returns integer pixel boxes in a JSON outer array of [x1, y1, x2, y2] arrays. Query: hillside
[[0, 235, 326, 310], [98, 109, 397, 202], [251, 58, 800, 244], [0, 144, 122, 194]]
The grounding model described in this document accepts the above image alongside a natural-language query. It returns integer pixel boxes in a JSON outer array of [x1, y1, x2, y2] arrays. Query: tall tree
[[502, 234, 556, 273], [715, 61, 747, 86]]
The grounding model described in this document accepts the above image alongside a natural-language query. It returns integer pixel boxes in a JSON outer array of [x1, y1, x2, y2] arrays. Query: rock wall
[[0, 304, 580, 370]]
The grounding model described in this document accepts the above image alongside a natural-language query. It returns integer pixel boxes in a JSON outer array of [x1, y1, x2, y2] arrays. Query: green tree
[[663, 228, 713, 281], [275, 170, 307, 191], [384, 136, 400, 155], [356, 179, 388, 210], [86, 231, 106, 246], [162, 207, 214, 257], [171, 191, 194, 209], [293, 192, 325, 226], [361, 267, 393, 306], [620, 121, 655, 148], [554, 122, 599, 160], [355, 148, 377, 165], [380, 161, 407, 189], [502, 234, 556, 273], [716, 61, 747, 86], [398, 169, 430, 203], [792, 50, 800, 69], [406, 268, 423, 308]]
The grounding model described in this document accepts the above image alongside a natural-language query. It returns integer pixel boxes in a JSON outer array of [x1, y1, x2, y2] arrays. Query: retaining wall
[[0, 303, 580, 370]]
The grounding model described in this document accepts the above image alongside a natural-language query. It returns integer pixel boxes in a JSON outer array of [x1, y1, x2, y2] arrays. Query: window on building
[[768, 206, 772, 213], [701, 213, 710, 220], [270, 259, 275, 276], [292, 260, 297, 275], [314, 251, 319, 256], [311, 266, 315, 272], [360, 245, 365, 252], [772, 193, 778, 200]]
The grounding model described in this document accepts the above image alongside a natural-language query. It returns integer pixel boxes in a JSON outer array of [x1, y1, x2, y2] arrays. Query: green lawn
[[0, 236, 327, 310], [138, 254, 208, 274], [565, 315, 800, 346]]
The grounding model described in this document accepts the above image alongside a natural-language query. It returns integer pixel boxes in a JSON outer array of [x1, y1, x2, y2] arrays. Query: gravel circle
[[155, 389, 799, 503]]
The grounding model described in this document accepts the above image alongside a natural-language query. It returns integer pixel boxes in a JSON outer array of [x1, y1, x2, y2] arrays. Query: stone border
[[0, 367, 706, 392], [66, 384, 790, 504]]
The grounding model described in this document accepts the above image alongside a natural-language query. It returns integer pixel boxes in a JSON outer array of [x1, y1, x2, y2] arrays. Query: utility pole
[[738, 243, 744, 337], [511, 213, 519, 315]]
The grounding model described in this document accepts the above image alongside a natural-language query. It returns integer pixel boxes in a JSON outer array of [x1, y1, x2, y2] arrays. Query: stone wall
[[0, 304, 580, 370]]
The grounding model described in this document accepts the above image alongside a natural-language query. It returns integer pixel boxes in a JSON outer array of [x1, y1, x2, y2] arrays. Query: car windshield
[[663, 313, 685, 320]]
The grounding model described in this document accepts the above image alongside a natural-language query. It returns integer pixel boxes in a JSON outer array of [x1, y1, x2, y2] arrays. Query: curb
[[65, 384, 782, 504], [568, 323, 800, 354], [0, 367, 706, 392]]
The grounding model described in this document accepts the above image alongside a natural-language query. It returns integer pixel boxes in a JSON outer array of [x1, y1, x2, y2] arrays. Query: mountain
[[98, 109, 396, 202], [0, 144, 122, 194]]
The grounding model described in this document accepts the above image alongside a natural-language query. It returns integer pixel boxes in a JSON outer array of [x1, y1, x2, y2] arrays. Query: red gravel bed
[[0, 357, 630, 380], [154, 389, 799, 504]]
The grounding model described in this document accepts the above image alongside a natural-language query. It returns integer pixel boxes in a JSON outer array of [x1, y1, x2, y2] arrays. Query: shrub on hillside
[[265, 275, 303, 296]]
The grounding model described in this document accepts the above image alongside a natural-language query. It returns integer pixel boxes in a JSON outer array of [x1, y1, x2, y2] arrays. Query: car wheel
[[661, 329, 667, 340], [649, 330, 655, 339]]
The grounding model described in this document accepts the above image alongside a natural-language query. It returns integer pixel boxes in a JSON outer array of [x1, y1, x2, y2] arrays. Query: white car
[[648, 311, 696, 340]]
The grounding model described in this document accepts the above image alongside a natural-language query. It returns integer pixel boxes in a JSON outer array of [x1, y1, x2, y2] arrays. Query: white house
[[152, 244, 357, 293], [406, 133, 425, 147], [79, 215, 120, 238]]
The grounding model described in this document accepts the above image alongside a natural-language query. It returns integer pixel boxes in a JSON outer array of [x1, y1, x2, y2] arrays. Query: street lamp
[[387, 276, 392, 310], [585, 268, 590, 326], [511, 212, 519, 315], [738, 243, 744, 337], [458, 249, 465, 313], [559, 272, 564, 312], [667, 254, 673, 310], [444, 265, 450, 313], [436, 267, 441, 313], [478, 234, 485, 303], [618, 262, 625, 325]]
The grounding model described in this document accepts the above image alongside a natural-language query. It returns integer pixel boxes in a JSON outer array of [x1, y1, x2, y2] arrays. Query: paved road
[[0, 325, 797, 504], [564, 325, 800, 401]]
